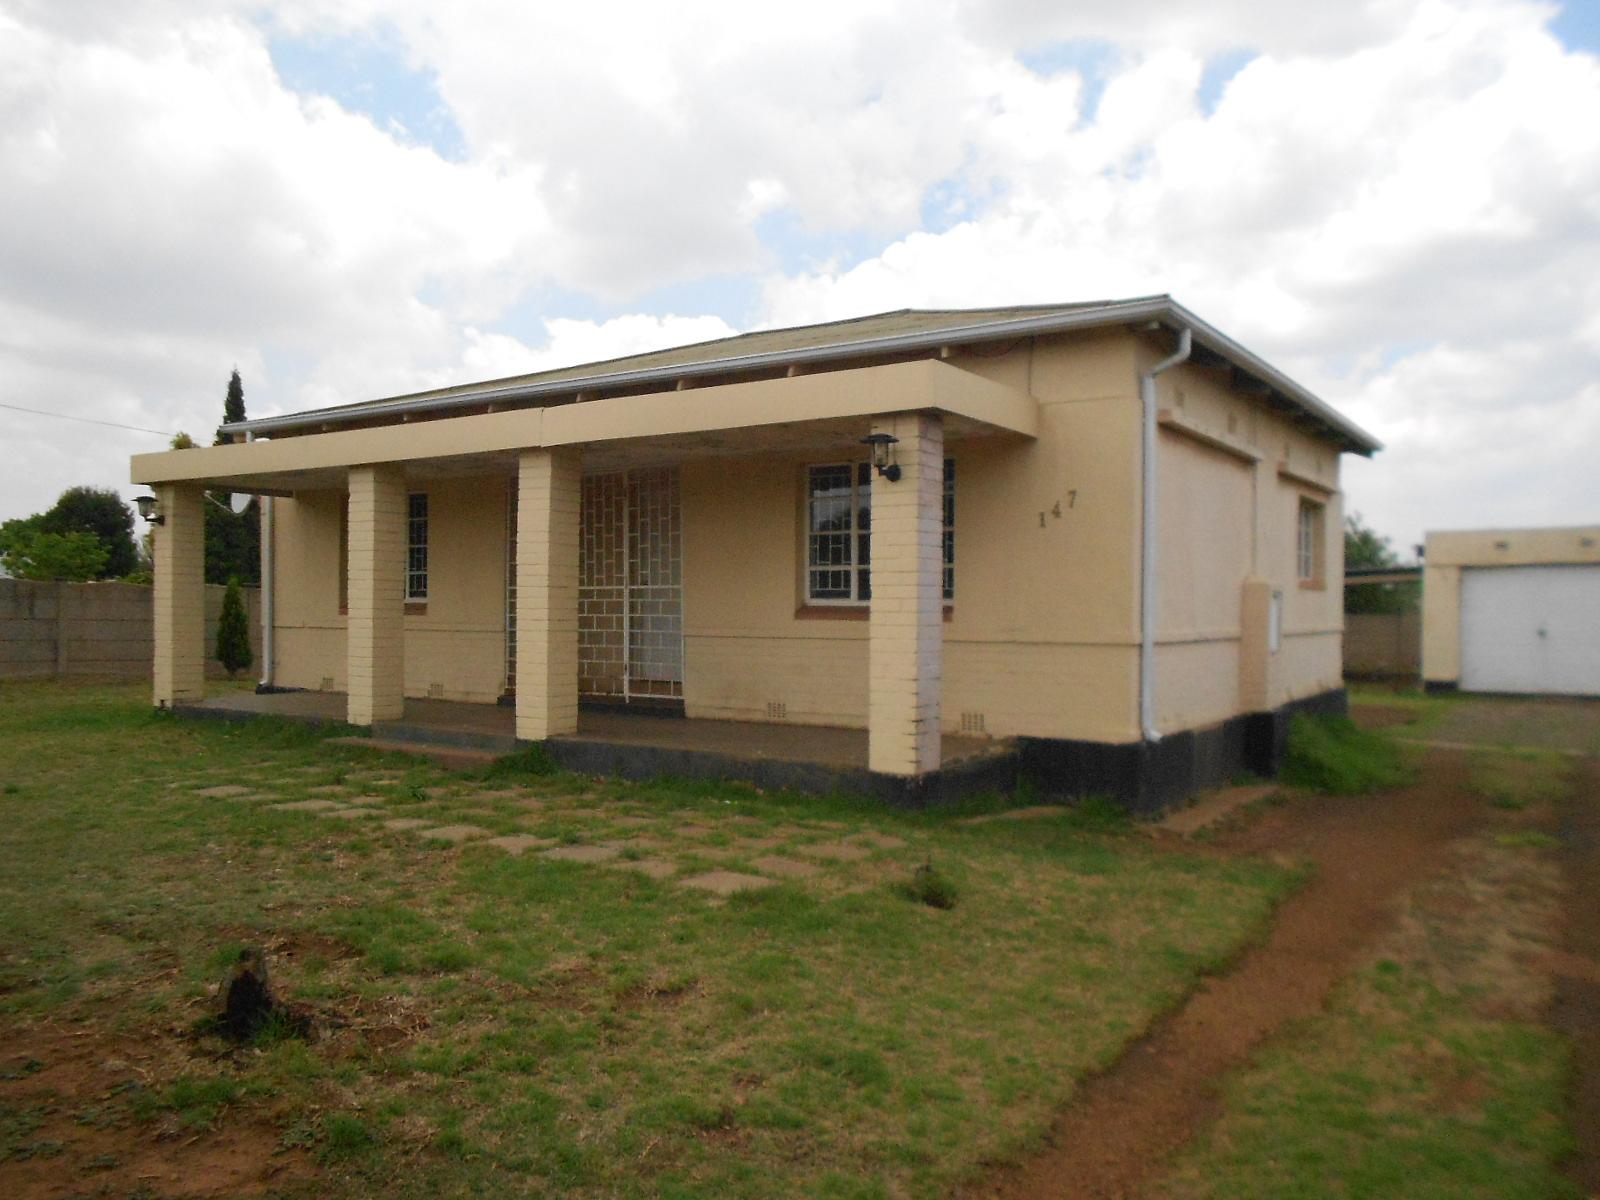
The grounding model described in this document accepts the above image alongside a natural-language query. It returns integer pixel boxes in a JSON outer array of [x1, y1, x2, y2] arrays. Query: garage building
[[1423, 526, 1600, 697]]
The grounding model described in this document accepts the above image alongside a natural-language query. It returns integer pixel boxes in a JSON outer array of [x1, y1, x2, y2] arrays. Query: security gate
[[578, 468, 683, 703]]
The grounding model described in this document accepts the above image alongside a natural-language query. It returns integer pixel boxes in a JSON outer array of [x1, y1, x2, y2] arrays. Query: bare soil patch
[[1552, 755, 1600, 1194], [0, 1021, 316, 1200], [966, 750, 1485, 1200]]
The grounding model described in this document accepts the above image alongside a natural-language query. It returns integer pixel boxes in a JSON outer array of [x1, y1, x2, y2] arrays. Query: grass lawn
[[0, 682, 1296, 1198], [1151, 747, 1583, 1200]]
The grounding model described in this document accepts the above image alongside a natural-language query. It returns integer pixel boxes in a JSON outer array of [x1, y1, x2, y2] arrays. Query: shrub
[[902, 861, 958, 910], [215, 576, 254, 678], [1281, 714, 1409, 795]]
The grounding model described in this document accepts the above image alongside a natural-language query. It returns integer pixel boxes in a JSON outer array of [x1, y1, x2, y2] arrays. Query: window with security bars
[[805, 460, 955, 604], [406, 493, 429, 600]]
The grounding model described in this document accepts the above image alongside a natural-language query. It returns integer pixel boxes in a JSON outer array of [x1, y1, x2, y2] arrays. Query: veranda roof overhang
[[130, 357, 1036, 493]]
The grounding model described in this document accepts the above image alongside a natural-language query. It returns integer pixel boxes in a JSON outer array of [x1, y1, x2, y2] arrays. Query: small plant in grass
[[1281, 714, 1410, 794], [215, 576, 254, 679], [486, 744, 557, 778], [902, 861, 958, 909]]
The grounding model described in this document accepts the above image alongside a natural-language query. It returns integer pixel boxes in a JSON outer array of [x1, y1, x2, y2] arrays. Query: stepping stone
[[795, 841, 871, 863], [383, 818, 432, 831], [673, 823, 714, 839], [610, 835, 664, 851], [610, 858, 679, 881], [417, 824, 490, 844], [541, 844, 620, 864], [421, 786, 455, 799], [308, 785, 349, 795], [194, 785, 253, 798], [484, 835, 555, 856], [269, 799, 342, 812], [737, 835, 786, 851], [750, 855, 820, 880], [319, 807, 380, 820], [852, 832, 906, 851], [345, 794, 386, 806], [608, 816, 654, 829], [474, 789, 526, 800], [514, 799, 545, 813], [679, 870, 774, 896]]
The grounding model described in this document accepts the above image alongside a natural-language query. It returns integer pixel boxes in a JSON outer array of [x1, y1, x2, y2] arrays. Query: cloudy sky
[[2, 0, 1597, 554]]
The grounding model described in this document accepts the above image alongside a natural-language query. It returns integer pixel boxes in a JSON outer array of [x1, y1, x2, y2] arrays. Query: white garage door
[[1460, 565, 1600, 696]]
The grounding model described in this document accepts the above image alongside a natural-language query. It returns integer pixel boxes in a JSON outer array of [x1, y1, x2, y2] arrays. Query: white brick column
[[346, 465, 407, 726], [868, 412, 943, 776], [515, 449, 580, 741], [152, 483, 206, 707]]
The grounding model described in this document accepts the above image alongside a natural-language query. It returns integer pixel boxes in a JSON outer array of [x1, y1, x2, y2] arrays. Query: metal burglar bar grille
[[626, 468, 684, 698], [578, 469, 683, 701], [504, 484, 517, 695]]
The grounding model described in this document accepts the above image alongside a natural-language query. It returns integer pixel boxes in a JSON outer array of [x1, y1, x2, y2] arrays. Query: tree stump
[[219, 946, 276, 1040]]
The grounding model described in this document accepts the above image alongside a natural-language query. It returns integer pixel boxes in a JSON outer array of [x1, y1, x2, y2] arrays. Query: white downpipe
[[250, 432, 276, 690], [1139, 326, 1191, 743]]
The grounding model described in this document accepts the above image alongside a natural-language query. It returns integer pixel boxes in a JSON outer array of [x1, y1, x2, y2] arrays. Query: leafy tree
[[205, 500, 260, 586], [170, 431, 197, 450], [0, 529, 109, 581], [1344, 513, 1418, 614], [25, 486, 139, 578], [215, 576, 254, 678]]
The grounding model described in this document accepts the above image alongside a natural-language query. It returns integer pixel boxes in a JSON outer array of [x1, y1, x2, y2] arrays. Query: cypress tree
[[216, 576, 254, 679]]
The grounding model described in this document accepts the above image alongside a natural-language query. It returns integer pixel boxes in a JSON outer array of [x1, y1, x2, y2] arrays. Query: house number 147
[[1040, 492, 1076, 527]]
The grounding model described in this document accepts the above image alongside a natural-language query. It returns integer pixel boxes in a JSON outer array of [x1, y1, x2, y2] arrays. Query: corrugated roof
[[225, 296, 1381, 453]]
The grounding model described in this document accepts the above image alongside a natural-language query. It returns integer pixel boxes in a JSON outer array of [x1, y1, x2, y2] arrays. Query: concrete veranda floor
[[187, 689, 1004, 772]]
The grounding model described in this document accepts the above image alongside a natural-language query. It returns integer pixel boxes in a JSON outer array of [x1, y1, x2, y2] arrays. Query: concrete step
[[370, 720, 517, 754], [1155, 783, 1278, 838], [325, 735, 502, 770]]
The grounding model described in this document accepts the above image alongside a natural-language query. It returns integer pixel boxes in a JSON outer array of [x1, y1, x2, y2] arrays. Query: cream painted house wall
[[260, 325, 1348, 743]]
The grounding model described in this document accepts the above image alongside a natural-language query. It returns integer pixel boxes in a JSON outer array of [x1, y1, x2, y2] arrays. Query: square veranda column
[[515, 448, 580, 741], [152, 483, 206, 707], [868, 412, 943, 777], [346, 464, 407, 726]]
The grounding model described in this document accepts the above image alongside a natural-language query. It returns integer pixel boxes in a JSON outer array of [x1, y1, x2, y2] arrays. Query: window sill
[[336, 602, 429, 615], [1297, 580, 1326, 592], [795, 604, 954, 622]]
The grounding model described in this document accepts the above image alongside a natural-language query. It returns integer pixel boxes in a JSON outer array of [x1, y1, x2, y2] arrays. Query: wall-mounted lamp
[[860, 432, 901, 482], [134, 494, 165, 525]]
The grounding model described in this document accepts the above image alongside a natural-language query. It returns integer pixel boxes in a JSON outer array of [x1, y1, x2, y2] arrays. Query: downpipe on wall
[[250, 431, 276, 691], [1139, 326, 1192, 744]]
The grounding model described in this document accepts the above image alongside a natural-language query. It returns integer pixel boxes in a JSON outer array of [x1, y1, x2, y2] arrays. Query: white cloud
[[0, 0, 1595, 557]]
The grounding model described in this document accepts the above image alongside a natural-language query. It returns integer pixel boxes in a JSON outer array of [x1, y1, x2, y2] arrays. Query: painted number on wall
[[1039, 492, 1077, 527]]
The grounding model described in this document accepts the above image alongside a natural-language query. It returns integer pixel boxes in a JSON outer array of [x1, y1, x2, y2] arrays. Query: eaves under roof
[[224, 295, 1381, 455]]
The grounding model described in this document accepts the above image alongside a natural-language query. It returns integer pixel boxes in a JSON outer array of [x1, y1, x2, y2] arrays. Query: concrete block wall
[[0, 578, 262, 682]]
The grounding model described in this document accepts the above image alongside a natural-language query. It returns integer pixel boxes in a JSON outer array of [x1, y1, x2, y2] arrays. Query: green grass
[[1281, 714, 1412, 794], [1468, 748, 1574, 811], [0, 680, 1299, 1198]]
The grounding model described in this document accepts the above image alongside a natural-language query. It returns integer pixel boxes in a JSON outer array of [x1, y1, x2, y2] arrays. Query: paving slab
[[541, 844, 620, 864], [607, 815, 655, 829], [673, 823, 715, 839], [1156, 784, 1277, 838], [417, 824, 491, 844], [750, 855, 821, 880], [795, 841, 871, 863], [610, 858, 680, 881], [345, 794, 387, 806], [736, 835, 787, 851], [319, 807, 381, 821], [483, 834, 556, 856], [473, 788, 527, 800], [194, 785, 254, 798], [269, 799, 342, 813], [679, 870, 775, 896], [382, 818, 432, 831], [307, 785, 349, 795], [956, 805, 1064, 826], [852, 832, 907, 850]]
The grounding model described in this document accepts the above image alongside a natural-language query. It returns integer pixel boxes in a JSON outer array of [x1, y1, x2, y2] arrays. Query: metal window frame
[[804, 458, 957, 606], [406, 492, 429, 600]]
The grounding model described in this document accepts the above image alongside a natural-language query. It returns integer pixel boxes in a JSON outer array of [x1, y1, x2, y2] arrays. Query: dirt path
[[1553, 755, 1600, 1195], [964, 750, 1486, 1200]]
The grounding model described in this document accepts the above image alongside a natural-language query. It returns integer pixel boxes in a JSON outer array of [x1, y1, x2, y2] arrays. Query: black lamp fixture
[[134, 494, 165, 525], [860, 432, 901, 482]]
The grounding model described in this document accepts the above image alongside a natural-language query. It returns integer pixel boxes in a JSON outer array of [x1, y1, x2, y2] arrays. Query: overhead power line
[[0, 401, 177, 438]]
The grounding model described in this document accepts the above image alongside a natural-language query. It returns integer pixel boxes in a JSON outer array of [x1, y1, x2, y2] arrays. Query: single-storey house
[[1423, 525, 1600, 697], [131, 297, 1380, 809]]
